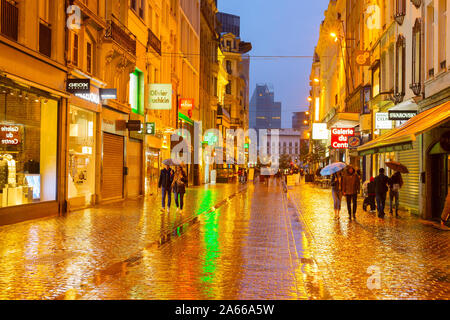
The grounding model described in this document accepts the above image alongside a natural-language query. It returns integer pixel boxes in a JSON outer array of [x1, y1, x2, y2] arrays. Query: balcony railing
[[0, 0, 18, 41], [148, 28, 161, 56], [39, 21, 51, 57], [105, 15, 136, 56]]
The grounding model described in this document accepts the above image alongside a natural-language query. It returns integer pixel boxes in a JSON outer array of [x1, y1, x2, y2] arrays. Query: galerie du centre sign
[[331, 128, 355, 149]]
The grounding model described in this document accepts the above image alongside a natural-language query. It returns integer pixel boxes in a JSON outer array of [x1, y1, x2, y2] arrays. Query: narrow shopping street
[[0, 180, 448, 300]]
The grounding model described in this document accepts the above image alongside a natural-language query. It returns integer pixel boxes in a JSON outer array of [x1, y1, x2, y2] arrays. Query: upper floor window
[[0, 0, 19, 41], [394, 35, 406, 103], [394, 0, 406, 25], [72, 32, 79, 66], [131, 0, 145, 19], [226, 60, 232, 74], [411, 19, 422, 96], [86, 41, 93, 74]]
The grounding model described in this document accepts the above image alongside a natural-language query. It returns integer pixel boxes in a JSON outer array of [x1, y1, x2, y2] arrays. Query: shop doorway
[[127, 139, 143, 198], [101, 133, 124, 201], [429, 144, 449, 219]]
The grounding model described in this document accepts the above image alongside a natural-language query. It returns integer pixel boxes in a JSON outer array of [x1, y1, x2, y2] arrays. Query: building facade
[[308, 0, 450, 220]]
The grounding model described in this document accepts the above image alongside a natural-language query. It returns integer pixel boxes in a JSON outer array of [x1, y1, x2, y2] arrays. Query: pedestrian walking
[[363, 177, 376, 212], [389, 171, 404, 217], [158, 164, 174, 213], [341, 166, 360, 220], [172, 166, 188, 213], [331, 171, 343, 220], [374, 168, 390, 218]]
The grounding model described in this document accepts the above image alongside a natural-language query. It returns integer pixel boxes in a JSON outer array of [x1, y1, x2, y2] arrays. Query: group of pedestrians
[[330, 165, 404, 220], [238, 168, 248, 184], [158, 164, 188, 213]]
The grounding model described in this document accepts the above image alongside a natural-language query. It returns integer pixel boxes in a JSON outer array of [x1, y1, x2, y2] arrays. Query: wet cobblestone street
[[0, 180, 448, 300]]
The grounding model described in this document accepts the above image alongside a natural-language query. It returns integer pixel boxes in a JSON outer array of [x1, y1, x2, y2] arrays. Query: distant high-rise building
[[249, 84, 282, 130], [217, 12, 240, 37], [292, 112, 309, 130]]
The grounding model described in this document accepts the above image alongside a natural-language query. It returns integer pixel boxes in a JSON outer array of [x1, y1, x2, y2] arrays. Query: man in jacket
[[342, 166, 360, 220], [374, 168, 390, 218], [389, 171, 403, 217], [158, 164, 174, 212]]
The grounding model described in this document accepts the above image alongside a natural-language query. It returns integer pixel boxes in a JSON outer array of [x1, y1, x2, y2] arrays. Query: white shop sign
[[375, 113, 393, 130]]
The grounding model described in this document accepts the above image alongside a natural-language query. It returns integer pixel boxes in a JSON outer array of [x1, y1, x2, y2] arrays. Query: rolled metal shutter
[[398, 140, 420, 212], [127, 139, 143, 197], [102, 133, 124, 200]]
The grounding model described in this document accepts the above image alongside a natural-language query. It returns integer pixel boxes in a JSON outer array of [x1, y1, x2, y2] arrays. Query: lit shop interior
[[0, 80, 58, 208]]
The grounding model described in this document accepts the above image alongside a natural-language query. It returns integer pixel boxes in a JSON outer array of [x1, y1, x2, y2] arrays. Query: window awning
[[358, 100, 450, 154]]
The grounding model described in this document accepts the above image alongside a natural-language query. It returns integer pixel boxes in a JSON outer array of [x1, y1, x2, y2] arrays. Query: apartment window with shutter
[[427, 4, 435, 79], [226, 82, 231, 95], [438, 0, 447, 71], [73, 33, 79, 66], [86, 41, 92, 74], [395, 35, 406, 101], [372, 61, 380, 97], [411, 19, 422, 95]]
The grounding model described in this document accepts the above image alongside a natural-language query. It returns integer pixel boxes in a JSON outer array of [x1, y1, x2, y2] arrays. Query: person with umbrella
[[386, 161, 408, 217], [159, 160, 175, 213], [321, 162, 347, 220]]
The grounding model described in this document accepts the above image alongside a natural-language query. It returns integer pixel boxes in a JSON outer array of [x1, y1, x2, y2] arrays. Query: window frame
[[395, 34, 406, 102]]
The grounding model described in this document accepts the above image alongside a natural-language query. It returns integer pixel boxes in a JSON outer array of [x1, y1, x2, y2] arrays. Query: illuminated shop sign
[[145, 122, 156, 135], [99, 88, 117, 100], [67, 79, 90, 94], [179, 98, 194, 110], [331, 128, 355, 149], [375, 113, 393, 129], [0, 124, 22, 145], [388, 110, 417, 121], [149, 84, 172, 110], [75, 92, 100, 104], [312, 123, 329, 140]]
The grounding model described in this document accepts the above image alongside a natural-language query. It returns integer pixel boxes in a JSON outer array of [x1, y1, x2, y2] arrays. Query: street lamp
[[307, 96, 313, 102]]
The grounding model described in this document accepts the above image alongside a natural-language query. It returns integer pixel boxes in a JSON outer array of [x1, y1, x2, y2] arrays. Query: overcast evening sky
[[218, 0, 330, 128]]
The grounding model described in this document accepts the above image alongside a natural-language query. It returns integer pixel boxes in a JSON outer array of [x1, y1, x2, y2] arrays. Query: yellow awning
[[358, 100, 450, 153]]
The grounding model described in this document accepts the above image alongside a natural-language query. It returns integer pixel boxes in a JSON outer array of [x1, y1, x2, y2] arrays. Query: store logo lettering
[[67, 5, 81, 30]]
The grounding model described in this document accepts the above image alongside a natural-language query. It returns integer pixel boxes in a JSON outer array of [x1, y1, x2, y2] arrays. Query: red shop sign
[[331, 128, 355, 149], [179, 98, 194, 110]]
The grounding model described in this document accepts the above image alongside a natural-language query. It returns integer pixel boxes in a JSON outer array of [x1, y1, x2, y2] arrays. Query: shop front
[[359, 101, 450, 218], [67, 85, 101, 210], [0, 77, 61, 224], [101, 107, 129, 202]]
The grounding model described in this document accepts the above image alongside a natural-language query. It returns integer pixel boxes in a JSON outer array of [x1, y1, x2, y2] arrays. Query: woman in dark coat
[[172, 166, 188, 213]]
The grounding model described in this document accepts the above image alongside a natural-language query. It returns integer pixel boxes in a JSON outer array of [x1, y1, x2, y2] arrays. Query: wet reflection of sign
[[0, 124, 22, 145]]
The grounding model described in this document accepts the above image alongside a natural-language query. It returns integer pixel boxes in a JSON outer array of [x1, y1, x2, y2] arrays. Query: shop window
[[129, 69, 144, 114], [394, 35, 406, 103], [411, 18, 422, 96], [68, 105, 96, 207], [0, 81, 58, 208]]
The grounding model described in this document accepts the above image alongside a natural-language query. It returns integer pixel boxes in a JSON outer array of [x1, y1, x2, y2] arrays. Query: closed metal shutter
[[102, 133, 124, 200], [127, 139, 143, 197], [397, 140, 420, 212]]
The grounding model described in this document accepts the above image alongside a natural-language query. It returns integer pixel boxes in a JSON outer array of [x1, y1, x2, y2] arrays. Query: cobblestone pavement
[[0, 179, 448, 300], [288, 181, 450, 300]]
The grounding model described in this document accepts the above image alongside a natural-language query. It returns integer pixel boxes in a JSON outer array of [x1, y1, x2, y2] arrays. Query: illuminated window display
[[0, 81, 58, 208], [68, 105, 96, 207]]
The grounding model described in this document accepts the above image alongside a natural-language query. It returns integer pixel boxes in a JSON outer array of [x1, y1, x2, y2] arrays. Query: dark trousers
[[161, 187, 171, 208], [376, 193, 387, 217], [174, 192, 185, 210], [364, 195, 376, 211], [389, 190, 399, 214], [346, 194, 357, 217]]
